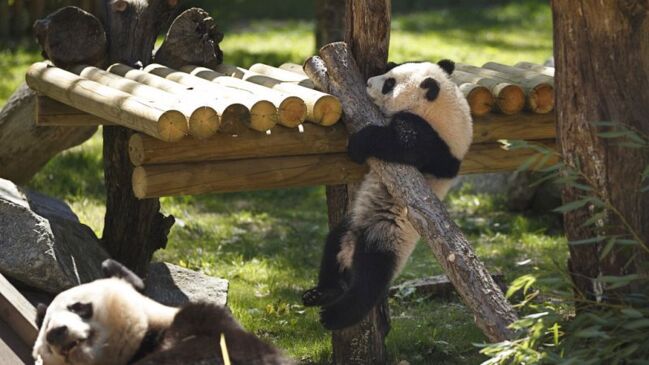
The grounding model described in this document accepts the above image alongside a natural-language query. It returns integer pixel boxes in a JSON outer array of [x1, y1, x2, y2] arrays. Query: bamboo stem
[[26, 62, 187, 142]]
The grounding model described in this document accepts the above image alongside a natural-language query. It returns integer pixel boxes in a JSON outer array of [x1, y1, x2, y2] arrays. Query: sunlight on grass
[[1, 2, 563, 363]]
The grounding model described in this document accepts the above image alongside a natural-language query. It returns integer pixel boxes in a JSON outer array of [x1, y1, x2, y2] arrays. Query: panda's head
[[32, 260, 177, 365], [366, 60, 472, 158]]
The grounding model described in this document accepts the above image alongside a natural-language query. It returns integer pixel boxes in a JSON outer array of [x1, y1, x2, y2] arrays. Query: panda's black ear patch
[[102, 259, 145, 292], [36, 303, 48, 328], [385, 61, 400, 72], [420, 77, 440, 101], [437, 59, 455, 75]]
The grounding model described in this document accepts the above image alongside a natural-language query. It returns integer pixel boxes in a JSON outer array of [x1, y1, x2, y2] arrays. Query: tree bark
[[315, 0, 345, 48], [305, 42, 518, 343], [153, 7, 224, 69], [101, 0, 179, 275], [551, 1, 649, 300], [0, 84, 97, 184]]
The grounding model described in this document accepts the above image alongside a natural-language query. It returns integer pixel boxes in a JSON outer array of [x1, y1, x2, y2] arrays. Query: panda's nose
[[46, 325, 69, 346]]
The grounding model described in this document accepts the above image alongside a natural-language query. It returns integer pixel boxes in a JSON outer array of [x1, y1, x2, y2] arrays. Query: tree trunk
[[101, 0, 179, 276], [305, 42, 518, 343], [551, 1, 649, 300], [315, 0, 345, 48], [0, 84, 97, 184]]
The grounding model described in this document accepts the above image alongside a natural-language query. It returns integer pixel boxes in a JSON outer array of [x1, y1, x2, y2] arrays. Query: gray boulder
[[146, 262, 228, 307], [0, 178, 109, 293]]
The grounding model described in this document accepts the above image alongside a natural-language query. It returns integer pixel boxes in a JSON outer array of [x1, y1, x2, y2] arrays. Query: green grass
[[1, 2, 562, 364]]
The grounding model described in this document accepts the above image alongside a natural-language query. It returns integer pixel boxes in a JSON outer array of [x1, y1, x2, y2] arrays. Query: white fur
[[33, 278, 178, 365]]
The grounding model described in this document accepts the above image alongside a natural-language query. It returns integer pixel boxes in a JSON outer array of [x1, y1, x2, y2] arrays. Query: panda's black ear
[[102, 259, 145, 292], [385, 61, 400, 72], [36, 303, 48, 329], [437, 59, 455, 75]]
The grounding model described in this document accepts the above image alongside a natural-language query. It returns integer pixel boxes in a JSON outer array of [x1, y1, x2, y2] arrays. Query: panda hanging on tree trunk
[[303, 60, 473, 330]]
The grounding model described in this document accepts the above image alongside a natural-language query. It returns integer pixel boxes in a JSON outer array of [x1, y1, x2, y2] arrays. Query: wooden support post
[[101, 0, 179, 276]]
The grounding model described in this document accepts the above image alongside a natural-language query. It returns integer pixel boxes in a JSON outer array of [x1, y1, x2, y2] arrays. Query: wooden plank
[[0, 319, 32, 365], [127, 113, 555, 166], [36, 96, 112, 126], [0, 274, 38, 347], [132, 140, 557, 198]]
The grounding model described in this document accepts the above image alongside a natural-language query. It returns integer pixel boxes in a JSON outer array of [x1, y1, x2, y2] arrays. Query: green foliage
[[481, 124, 649, 365]]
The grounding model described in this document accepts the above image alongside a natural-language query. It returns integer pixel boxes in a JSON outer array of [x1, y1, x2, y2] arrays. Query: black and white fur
[[33, 259, 293, 365], [302, 60, 473, 330]]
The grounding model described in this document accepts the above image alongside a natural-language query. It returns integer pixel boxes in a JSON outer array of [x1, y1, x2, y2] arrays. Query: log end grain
[[313, 95, 343, 126], [189, 106, 220, 139], [132, 166, 148, 199], [278, 96, 307, 128], [157, 110, 188, 142], [128, 133, 146, 166], [459, 83, 494, 117], [493, 84, 525, 115], [249, 101, 278, 131], [219, 103, 251, 135], [527, 83, 555, 114]]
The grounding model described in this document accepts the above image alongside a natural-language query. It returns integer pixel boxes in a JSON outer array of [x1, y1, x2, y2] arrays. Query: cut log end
[[278, 97, 307, 128], [219, 103, 251, 135], [493, 84, 525, 115], [313, 95, 343, 126], [157, 110, 188, 142], [527, 83, 555, 114], [189, 106, 220, 139], [459, 83, 494, 117], [249, 101, 278, 131], [128, 133, 145, 166]]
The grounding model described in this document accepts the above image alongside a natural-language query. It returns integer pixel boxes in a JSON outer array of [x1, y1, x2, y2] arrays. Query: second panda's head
[[33, 260, 177, 365], [366, 60, 473, 159]]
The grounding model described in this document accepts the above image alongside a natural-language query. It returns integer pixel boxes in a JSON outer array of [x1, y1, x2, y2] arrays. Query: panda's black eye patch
[[420, 77, 440, 101], [382, 78, 396, 94], [68, 302, 93, 319]]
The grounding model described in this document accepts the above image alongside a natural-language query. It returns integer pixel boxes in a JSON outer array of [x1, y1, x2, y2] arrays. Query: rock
[[0, 178, 109, 293], [145, 262, 228, 307]]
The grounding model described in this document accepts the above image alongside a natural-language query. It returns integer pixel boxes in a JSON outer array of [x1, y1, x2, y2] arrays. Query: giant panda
[[33, 259, 293, 365], [302, 60, 473, 330]]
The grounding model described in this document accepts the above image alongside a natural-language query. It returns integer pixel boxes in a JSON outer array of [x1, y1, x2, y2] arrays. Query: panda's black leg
[[319, 236, 396, 330], [302, 218, 350, 307]]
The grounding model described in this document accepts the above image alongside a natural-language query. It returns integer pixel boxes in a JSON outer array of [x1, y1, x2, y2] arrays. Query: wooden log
[[0, 274, 38, 346], [458, 83, 494, 117], [482, 62, 554, 84], [70, 64, 220, 139], [130, 140, 556, 198], [214, 64, 343, 127], [36, 96, 111, 126], [108, 63, 250, 136], [305, 42, 518, 343], [144, 64, 278, 132], [389, 273, 505, 300], [132, 154, 368, 198], [33, 6, 106, 69], [249, 63, 316, 88], [180, 65, 307, 129], [153, 7, 224, 69], [451, 70, 525, 115], [279, 62, 307, 76], [126, 113, 556, 166], [26, 62, 188, 142], [513, 61, 555, 77], [457, 63, 554, 114], [129, 123, 349, 166]]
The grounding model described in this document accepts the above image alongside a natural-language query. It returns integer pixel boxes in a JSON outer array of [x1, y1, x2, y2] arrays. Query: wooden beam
[[0, 274, 38, 347], [451, 70, 525, 115], [26, 62, 188, 142], [36, 96, 111, 126], [131, 140, 556, 198]]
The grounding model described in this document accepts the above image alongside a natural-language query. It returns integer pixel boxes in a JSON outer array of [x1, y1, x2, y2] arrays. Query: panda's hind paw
[[302, 287, 343, 307]]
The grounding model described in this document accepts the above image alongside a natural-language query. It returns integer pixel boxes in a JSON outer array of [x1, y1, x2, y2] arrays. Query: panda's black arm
[[348, 112, 460, 178]]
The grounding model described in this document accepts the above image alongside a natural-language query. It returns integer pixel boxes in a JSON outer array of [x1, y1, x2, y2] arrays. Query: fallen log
[[389, 273, 506, 300], [304, 42, 518, 342]]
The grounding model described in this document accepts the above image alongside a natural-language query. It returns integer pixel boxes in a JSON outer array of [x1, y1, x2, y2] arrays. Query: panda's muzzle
[[46, 325, 87, 357]]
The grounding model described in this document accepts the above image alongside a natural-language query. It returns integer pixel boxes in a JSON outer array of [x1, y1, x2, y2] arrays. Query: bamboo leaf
[[597, 131, 631, 139], [622, 319, 649, 330], [620, 308, 643, 318], [553, 198, 592, 213], [569, 237, 605, 245], [516, 155, 539, 172], [599, 237, 616, 260]]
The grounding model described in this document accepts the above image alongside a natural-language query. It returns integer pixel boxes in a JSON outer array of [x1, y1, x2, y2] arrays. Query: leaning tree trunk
[[552, 1, 649, 301], [314, 0, 345, 48], [100, 0, 179, 275]]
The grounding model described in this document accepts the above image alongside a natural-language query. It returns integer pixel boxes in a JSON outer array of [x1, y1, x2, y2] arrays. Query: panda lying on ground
[[33, 259, 293, 365], [303, 60, 473, 330]]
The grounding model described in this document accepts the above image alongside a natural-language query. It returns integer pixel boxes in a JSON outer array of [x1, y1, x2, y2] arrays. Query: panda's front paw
[[347, 132, 369, 164], [303, 287, 343, 307]]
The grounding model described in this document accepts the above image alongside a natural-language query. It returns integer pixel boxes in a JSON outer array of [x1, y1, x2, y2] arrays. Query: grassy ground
[[2, 2, 562, 364]]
